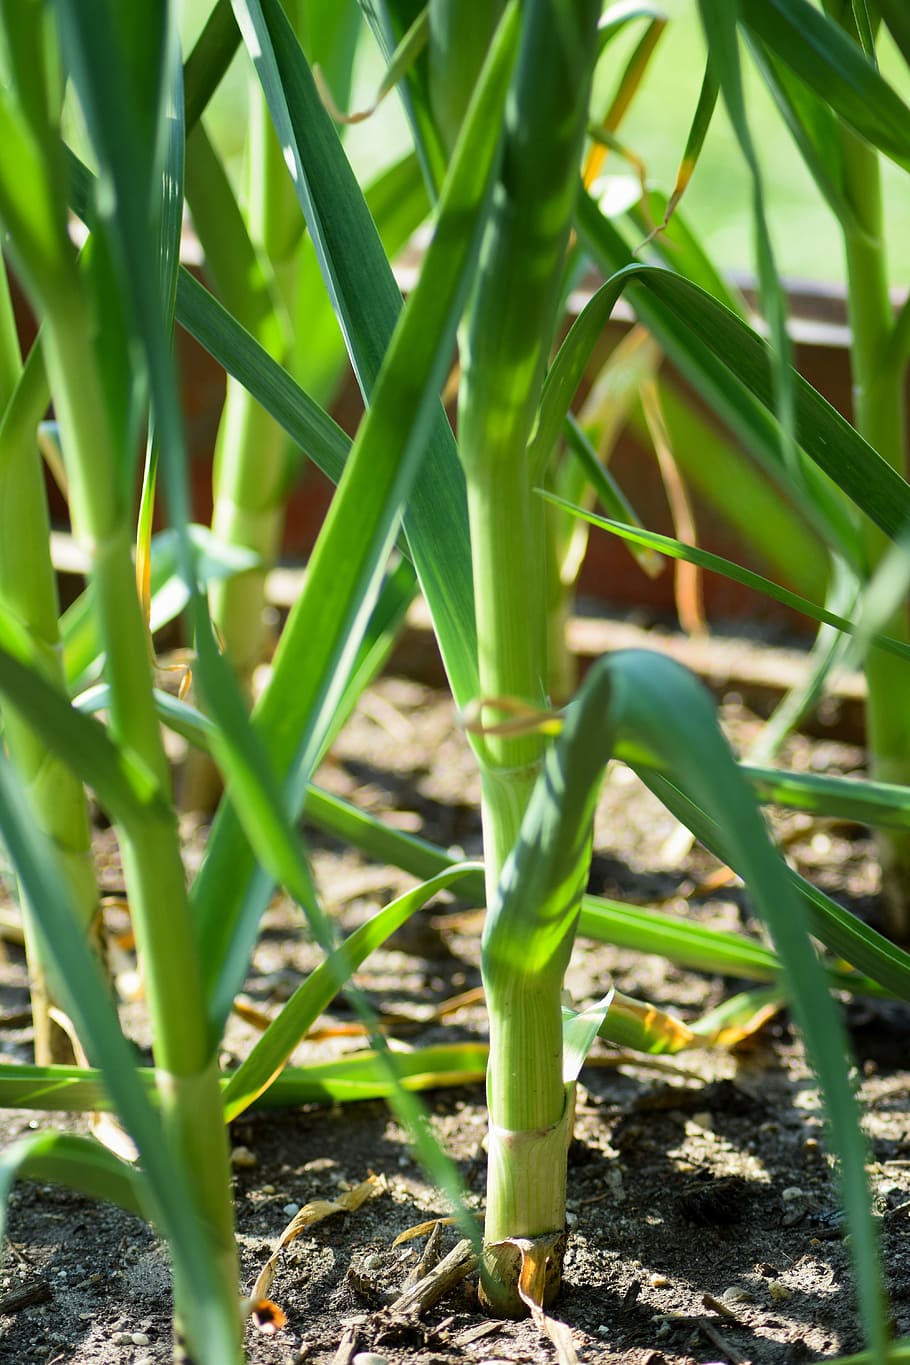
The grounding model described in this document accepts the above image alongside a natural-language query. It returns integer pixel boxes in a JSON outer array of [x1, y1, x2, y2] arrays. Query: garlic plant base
[[478, 1229, 568, 1318]]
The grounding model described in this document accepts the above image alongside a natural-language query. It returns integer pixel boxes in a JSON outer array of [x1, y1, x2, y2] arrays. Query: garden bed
[[0, 638, 909, 1365]]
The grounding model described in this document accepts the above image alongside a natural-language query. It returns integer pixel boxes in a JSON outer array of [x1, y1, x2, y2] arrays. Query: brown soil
[[1, 664, 909, 1365]]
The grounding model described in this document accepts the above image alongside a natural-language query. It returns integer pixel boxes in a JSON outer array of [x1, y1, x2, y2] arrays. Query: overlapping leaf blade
[[231, 0, 478, 706], [194, 0, 518, 1030], [222, 863, 484, 1121], [575, 194, 863, 562], [486, 649, 885, 1353], [739, 0, 910, 170], [542, 495, 910, 663], [637, 767, 910, 1004], [569, 252, 910, 543], [0, 1131, 149, 1221]]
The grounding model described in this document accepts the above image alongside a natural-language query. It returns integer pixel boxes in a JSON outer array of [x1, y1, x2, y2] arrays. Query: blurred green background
[[178, 0, 910, 287]]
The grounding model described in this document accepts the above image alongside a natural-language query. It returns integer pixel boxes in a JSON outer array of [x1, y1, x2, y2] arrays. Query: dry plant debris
[[248, 1174, 387, 1331]]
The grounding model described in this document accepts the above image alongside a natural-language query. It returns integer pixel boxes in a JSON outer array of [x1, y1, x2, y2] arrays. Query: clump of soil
[[1, 673, 909, 1364]]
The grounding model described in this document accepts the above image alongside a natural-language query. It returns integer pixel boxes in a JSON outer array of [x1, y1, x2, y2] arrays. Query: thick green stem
[[0, 272, 100, 1064], [429, 1, 507, 157], [841, 126, 910, 936], [184, 87, 296, 810], [43, 288, 240, 1359], [208, 382, 289, 693], [480, 1098, 573, 1313], [207, 77, 303, 685], [466, 460, 547, 888], [455, 0, 600, 1315]]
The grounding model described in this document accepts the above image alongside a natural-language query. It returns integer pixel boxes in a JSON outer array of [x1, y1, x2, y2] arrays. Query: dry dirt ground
[[0, 662, 908, 1365]]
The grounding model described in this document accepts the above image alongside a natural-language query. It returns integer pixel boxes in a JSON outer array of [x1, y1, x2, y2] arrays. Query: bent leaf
[[542, 495, 910, 663], [483, 648, 882, 1350], [0, 1130, 149, 1222], [222, 862, 484, 1121], [566, 254, 910, 545], [638, 767, 910, 1004]]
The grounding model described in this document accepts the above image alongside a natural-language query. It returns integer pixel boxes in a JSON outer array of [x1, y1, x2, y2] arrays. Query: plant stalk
[[465, 461, 548, 883], [0, 269, 101, 1065], [182, 93, 295, 811], [206, 75, 299, 698], [454, 0, 600, 1314], [41, 286, 241, 1359], [840, 123, 910, 938]]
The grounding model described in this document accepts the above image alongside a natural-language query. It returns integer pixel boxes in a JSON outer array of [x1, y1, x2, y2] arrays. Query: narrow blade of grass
[[541, 494, 910, 663], [183, 0, 241, 133], [698, 0, 796, 481], [745, 35, 862, 237], [743, 765, 910, 830]]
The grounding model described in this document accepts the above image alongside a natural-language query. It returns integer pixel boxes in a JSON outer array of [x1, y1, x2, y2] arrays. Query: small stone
[[112, 1332, 133, 1346], [363, 1254, 382, 1271], [352, 1354, 390, 1365], [131, 1332, 151, 1346], [230, 1145, 257, 1170], [804, 1138, 820, 1152], [650, 1274, 671, 1288], [781, 1186, 804, 1201], [282, 1203, 301, 1218], [722, 1285, 752, 1304], [566, 1211, 578, 1227], [769, 1279, 792, 1301]]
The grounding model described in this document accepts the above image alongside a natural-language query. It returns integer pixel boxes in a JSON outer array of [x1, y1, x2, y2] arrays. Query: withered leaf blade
[[511, 1234, 580, 1365], [248, 1173, 387, 1326]]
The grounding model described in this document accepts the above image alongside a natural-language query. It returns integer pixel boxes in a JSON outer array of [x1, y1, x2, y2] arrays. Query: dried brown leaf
[[249, 1174, 387, 1317]]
